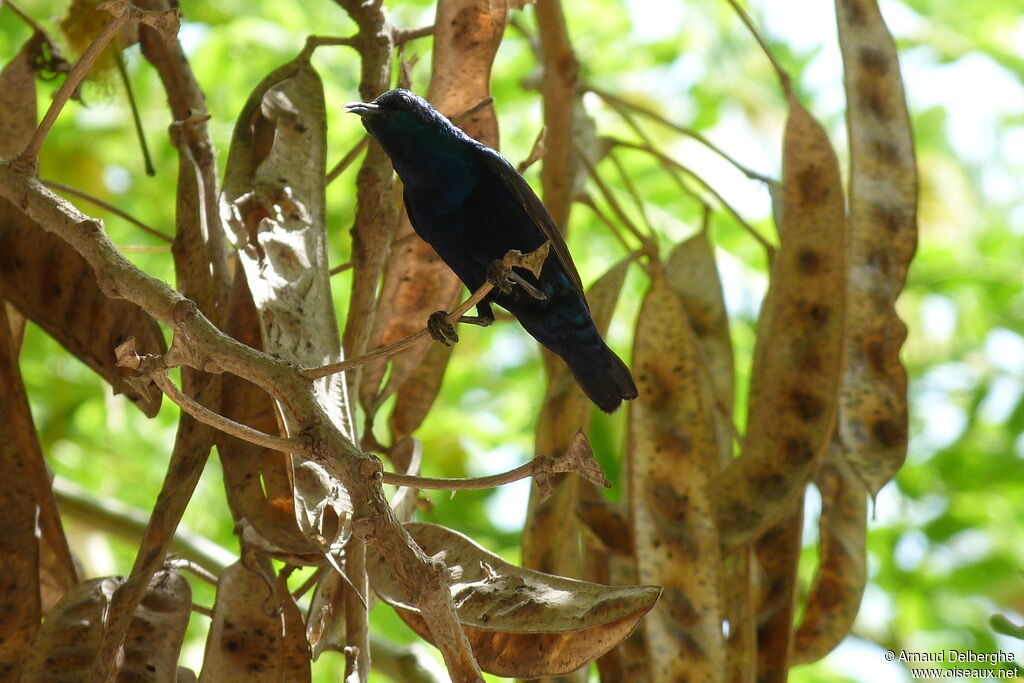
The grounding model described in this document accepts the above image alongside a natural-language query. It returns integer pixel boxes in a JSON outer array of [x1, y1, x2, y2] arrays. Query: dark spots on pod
[[452, 5, 486, 50], [749, 467, 788, 499], [870, 201, 903, 233], [796, 166, 829, 206], [789, 389, 824, 422], [871, 139, 901, 165], [841, 0, 868, 25], [814, 574, 845, 609], [858, 47, 889, 75], [863, 336, 888, 374], [808, 303, 831, 327], [782, 436, 815, 467], [866, 248, 891, 274], [723, 500, 760, 533], [857, 81, 892, 122], [797, 248, 824, 275], [871, 417, 904, 447]]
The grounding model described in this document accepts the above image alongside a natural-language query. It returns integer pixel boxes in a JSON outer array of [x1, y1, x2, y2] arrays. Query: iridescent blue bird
[[346, 89, 637, 412]]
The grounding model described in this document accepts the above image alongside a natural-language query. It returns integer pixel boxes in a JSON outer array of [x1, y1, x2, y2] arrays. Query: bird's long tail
[[564, 342, 638, 413]]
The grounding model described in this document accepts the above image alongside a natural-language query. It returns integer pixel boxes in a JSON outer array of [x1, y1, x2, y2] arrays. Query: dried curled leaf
[[0, 212, 166, 414], [714, 94, 846, 550], [220, 54, 354, 559], [22, 577, 123, 683], [629, 269, 725, 681], [369, 522, 660, 677], [200, 561, 310, 682], [117, 569, 193, 680], [0, 312, 41, 681], [221, 54, 353, 441], [835, 0, 918, 496], [23, 569, 190, 683]]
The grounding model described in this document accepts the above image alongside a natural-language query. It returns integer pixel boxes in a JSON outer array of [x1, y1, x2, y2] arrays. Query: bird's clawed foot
[[457, 301, 495, 328], [486, 246, 549, 301], [486, 258, 516, 295], [427, 311, 459, 346]]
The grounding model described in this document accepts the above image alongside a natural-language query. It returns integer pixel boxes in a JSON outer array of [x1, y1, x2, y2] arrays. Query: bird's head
[[345, 89, 453, 143], [344, 89, 471, 179]]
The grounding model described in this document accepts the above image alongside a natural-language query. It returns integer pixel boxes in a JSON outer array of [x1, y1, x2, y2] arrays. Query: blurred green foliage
[[2, 0, 1021, 680]]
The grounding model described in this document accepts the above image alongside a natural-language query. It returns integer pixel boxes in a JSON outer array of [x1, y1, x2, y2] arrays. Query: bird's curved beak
[[344, 101, 379, 117]]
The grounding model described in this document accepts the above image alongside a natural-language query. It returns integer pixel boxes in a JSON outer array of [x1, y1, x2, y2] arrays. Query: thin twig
[[589, 86, 775, 184], [291, 565, 328, 601], [329, 261, 353, 276], [327, 136, 369, 185], [381, 431, 607, 493], [574, 143, 652, 245], [5, 0, 48, 35], [576, 193, 633, 254], [118, 245, 171, 253], [305, 280, 495, 381], [611, 138, 776, 258], [150, 371, 309, 456], [607, 148, 655, 236], [167, 558, 219, 586], [306, 242, 551, 381], [381, 457, 544, 491], [517, 126, 547, 174], [191, 603, 214, 617], [724, 0, 792, 94], [15, 8, 130, 169], [42, 180, 173, 243], [394, 24, 435, 45], [305, 34, 358, 51], [452, 97, 494, 126], [114, 50, 155, 176]]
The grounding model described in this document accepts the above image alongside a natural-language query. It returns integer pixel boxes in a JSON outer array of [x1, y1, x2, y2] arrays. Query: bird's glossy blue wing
[[472, 144, 589, 309]]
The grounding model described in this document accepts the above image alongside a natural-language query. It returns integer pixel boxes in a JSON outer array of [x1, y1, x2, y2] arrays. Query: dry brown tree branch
[[330, 261, 354, 276], [306, 34, 359, 50], [42, 179, 173, 243], [394, 24, 435, 44], [0, 161, 484, 683], [146, 365, 310, 456]]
